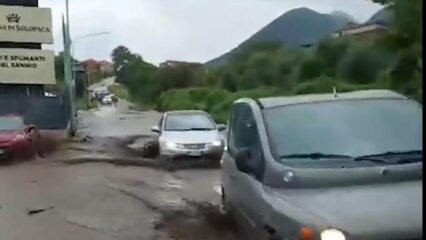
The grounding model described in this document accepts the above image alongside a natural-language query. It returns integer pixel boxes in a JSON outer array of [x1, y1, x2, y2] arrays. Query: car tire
[[142, 141, 159, 158]]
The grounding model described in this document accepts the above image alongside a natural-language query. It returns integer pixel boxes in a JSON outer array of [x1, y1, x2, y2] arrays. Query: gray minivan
[[221, 90, 422, 240]]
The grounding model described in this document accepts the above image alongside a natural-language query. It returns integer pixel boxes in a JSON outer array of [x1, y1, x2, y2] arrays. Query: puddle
[[213, 185, 222, 196], [162, 178, 184, 190], [155, 192, 186, 209], [67, 135, 153, 159]]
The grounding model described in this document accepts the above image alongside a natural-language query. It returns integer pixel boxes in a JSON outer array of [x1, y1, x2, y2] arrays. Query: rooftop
[[257, 90, 408, 108]]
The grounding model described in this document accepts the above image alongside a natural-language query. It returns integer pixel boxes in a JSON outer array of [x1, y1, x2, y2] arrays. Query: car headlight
[[164, 141, 177, 149], [167, 142, 177, 149], [321, 229, 346, 240], [211, 140, 222, 147]]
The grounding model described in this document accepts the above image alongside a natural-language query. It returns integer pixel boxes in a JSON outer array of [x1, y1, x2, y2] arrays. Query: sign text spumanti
[[0, 48, 55, 84], [0, 5, 53, 43]]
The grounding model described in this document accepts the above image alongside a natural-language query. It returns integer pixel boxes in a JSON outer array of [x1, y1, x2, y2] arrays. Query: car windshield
[[165, 113, 215, 131], [0, 117, 24, 131], [263, 99, 423, 160]]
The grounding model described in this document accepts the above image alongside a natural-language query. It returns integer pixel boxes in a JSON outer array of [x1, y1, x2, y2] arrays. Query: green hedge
[[157, 87, 284, 123], [154, 78, 404, 124]]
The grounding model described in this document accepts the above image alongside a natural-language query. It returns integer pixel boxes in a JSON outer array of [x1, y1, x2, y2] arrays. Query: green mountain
[[206, 8, 354, 67]]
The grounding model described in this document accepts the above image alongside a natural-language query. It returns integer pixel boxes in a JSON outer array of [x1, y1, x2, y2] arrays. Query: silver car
[[151, 110, 226, 162], [221, 90, 422, 240]]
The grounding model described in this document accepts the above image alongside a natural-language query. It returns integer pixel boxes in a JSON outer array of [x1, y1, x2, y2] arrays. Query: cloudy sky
[[40, 0, 381, 65]]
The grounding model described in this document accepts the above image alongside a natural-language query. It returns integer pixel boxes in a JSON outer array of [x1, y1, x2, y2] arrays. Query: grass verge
[[108, 83, 131, 102]]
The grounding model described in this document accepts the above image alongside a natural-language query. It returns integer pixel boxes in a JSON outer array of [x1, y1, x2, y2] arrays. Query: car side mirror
[[151, 126, 160, 133], [217, 124, 227, 131], [235, 148, 253, 174]]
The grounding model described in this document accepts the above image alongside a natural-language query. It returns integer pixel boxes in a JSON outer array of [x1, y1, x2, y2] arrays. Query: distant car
[[44, 92, 56, 97], [221, 90, 422, 240], [0, 115, 42, 160], [102, 95, 113, 105], [151, 110, 227, 163]]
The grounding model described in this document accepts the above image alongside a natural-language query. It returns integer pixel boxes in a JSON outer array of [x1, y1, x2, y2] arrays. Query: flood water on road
[[0, 98, 240, 240]]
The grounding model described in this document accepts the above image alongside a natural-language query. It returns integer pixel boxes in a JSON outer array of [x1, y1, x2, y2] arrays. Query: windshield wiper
[[280, 153, 354, 160], [355, 150, 422, 164], [189, 127, 214, 131]]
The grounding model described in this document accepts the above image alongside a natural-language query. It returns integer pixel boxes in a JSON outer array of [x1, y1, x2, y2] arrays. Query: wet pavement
[[0, 92, 238, 240]]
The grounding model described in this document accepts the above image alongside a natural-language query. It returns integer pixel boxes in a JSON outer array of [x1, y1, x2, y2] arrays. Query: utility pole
[[63, 0, 76, 136]]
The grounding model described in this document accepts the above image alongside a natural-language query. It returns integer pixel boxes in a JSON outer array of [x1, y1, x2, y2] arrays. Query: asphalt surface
[[0, 82, 229, 240]]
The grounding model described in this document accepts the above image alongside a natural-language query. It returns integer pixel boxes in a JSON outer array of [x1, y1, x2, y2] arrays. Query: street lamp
[[71, 32, 110, 60], [71, 31, 110, 82]]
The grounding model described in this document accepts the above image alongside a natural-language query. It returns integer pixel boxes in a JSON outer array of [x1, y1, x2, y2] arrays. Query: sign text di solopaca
[[0, 48, 55, 84], [0, 5, 53, 43]]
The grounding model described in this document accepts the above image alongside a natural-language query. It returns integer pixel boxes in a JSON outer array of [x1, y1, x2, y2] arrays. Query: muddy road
[[0, 100, 239, 240]]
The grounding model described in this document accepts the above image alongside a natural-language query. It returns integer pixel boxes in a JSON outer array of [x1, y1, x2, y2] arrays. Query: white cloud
[[40, 0, 381, 64]]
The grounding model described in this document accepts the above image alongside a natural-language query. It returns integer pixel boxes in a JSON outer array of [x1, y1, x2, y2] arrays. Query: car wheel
[[142, 141, 159, 158]]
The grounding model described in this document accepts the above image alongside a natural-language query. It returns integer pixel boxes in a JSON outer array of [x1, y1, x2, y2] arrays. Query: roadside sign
[[0, 5, 53, 43], [0, 48, 55, 84], [0, 0, 38, 6]]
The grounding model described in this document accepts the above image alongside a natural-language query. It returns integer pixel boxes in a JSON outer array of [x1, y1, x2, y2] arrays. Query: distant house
[[82, 59, 101, 73], [99, 60, 114, 76], [333, 22, 389, 40]]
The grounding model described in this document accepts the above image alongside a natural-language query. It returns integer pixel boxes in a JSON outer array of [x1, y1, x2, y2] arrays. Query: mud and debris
[[0, 90, 238, 240], [27, 206, 55, 216], [157, 202, 239, 240], [59, 134, 220, 171], [110, 183, 240, 240]]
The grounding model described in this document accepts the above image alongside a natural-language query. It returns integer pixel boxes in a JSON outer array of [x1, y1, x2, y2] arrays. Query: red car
[[0, 115, 42, 161]]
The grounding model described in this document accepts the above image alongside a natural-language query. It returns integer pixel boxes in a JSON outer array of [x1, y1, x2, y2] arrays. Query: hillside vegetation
[[111, 0, 422, 123]]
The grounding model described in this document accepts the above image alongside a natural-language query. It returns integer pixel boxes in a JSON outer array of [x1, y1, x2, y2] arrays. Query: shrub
[[337, 47, 392, 84], [298, 58, 324, 82], [188, 88, 210, 102], [205, 89, 231, 112], [292, 76, 336, 94]]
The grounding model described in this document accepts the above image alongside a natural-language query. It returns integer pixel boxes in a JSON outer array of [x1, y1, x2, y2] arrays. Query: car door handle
[[230, 174, 237, 180]]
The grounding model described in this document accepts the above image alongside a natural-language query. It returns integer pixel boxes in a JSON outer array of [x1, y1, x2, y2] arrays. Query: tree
[[111, 46, 135, 84], [371, 0, 422, 48], [221, 69, 238, 92], [112, 46, 132, 70], [239, 69, 260, 90], [337, 47, 390, 84], [370, 0, 422, 100]]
